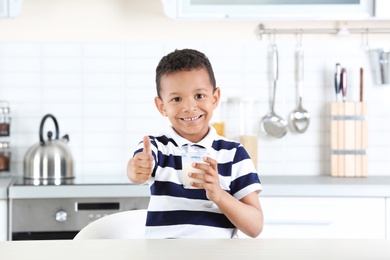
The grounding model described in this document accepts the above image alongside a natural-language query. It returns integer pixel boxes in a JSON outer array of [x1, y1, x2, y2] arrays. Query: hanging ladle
[[289, 40, 310, 133], [260, 44, 288, 138]]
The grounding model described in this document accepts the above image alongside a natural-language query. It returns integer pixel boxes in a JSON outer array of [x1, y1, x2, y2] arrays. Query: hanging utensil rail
[[256, 24, 390, 40]]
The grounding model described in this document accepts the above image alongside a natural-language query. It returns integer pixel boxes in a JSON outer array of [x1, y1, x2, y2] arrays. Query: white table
[[1, 239, 390, 259]]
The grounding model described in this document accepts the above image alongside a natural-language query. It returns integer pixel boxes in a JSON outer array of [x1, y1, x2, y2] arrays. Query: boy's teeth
[[183, 116, 200, 121]]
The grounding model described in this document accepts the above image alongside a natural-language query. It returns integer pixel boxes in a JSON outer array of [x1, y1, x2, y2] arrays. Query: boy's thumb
[[143, 136, 152, 155]]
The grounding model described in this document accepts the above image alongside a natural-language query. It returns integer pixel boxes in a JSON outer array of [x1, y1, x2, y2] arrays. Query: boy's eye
[[195, 94, 205, 99], [172, 97, 181, 102]]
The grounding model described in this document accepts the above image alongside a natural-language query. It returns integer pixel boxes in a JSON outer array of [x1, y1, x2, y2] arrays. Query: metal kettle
[[24, 114, 74, 180]]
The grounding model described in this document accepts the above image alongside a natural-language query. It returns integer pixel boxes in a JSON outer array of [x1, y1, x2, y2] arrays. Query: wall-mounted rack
[[256, 23, 390, 40]]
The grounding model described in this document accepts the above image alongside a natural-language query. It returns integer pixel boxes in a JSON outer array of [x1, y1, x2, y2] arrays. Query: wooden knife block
[[330, 102, 368, 177]]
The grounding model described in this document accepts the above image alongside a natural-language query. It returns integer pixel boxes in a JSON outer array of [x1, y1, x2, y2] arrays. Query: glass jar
[[0, 101, 11, 137], [221, 97, 260, 169], [221, 97, 260, 139], [0, 142, 10, 172]]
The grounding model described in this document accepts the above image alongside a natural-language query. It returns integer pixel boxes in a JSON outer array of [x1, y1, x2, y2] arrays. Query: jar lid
[[0, 107, 10, 114], [0, 142, 9, 149], [0, 101, 10, 114]]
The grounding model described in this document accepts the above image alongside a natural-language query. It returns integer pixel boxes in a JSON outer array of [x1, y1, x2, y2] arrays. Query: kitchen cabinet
[[387, 198, 390, 239], [240, 197, 386, 239], [0, 177, 12, 241], [163, 0, 375, 20], [0, 200, 6, 241]]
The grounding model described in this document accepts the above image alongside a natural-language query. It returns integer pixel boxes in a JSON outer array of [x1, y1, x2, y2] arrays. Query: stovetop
[[9, 175, 150, 200], [12, 174, 131, 186]]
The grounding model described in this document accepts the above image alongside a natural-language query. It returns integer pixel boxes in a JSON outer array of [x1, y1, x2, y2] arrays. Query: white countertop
[[8, 174, 151, 199], [7, 175, 390, 199], [260, 175, 390, 197], [8, 182, 150, 199], [0, 238, 390, 260]]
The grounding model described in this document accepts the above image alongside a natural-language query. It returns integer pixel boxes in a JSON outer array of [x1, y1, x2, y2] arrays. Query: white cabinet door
[[386, 198, 390, 239], [239, 197, 386, 239], [0, 200, 6, 241]]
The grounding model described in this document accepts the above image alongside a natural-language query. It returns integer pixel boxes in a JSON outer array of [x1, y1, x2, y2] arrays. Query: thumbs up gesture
[[142, 135, 152, 156], [127, 136, 154, 184]]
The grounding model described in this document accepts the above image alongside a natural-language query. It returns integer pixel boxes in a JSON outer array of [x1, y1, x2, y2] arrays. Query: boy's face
[[155, 68, 220, 143]]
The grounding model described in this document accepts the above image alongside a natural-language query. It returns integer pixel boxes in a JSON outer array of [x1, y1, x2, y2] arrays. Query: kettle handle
[[39, 114, 59, 144]]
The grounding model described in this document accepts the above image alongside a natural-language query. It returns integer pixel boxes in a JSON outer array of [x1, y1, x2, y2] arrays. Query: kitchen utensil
[[334, 63, 342, 101], [341, 68, 347, 101], [24, 114, 74, 181], [260, 44, 288, 138], [360, 67, 364, 102], [369, 48, 390, 85], [289, 44, 310, 133]]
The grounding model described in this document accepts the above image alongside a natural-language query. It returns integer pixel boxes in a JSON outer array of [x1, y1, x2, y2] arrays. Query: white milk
[[182, 161, 206, 189], [181, 148, 209, 189]]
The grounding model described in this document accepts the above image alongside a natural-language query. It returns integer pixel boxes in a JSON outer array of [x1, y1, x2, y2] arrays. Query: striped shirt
[[132, 126, 262, 238]]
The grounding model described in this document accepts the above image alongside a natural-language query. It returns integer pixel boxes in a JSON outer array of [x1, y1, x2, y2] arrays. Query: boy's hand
[[127, 136, 154, 183], [189, 157, 224, 203]]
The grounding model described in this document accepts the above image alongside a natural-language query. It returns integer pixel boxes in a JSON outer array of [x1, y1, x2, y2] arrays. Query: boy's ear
[[154, 96, 167, 117], [212, 87, 221, 108]]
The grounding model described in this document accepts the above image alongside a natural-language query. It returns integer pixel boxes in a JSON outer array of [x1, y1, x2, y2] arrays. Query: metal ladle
[[260, 44, 288, 138], [289, 43, 310, 133]]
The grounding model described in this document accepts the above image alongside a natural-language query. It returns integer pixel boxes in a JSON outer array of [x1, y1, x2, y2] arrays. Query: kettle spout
[[61, 134, 70, 143]]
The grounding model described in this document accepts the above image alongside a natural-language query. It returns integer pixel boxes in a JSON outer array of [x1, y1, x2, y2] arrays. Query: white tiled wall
[[1, 40, 390, 177]]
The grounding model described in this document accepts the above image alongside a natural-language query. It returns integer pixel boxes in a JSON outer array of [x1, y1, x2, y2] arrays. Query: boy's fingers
[[143, 136, 152, 155]]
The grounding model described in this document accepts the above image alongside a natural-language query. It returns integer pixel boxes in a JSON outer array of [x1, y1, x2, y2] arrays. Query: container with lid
[[0, 101, 11, 137], [369, 48, 390, 85], [0, 142, 10, 173], [221, 97, 260, 169]]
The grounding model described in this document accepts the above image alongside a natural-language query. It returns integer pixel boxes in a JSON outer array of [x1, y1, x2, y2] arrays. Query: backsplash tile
[[1, 40, 389, 177], [0, 43, 41, 57]]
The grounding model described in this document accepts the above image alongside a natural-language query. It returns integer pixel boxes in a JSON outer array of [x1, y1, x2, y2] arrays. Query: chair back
[[73, 209, 147, 239]]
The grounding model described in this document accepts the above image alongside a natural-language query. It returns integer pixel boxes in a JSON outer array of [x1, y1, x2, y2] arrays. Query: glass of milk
[[181, 146, 209, 189]]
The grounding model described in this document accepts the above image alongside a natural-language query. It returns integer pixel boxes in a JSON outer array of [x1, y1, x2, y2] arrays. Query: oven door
[[9, 197, 149, 240]]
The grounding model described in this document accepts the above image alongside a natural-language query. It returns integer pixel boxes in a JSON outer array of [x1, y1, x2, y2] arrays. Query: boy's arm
[[127, 136, 154, 184], [191, 157, 263, 238], [216, 191, 263, 238]]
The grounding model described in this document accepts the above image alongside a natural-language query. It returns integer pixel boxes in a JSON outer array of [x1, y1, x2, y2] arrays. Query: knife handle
[[360, 67, 363, 102], [335, 63, 341, 102], [341, 68, 347, 102]]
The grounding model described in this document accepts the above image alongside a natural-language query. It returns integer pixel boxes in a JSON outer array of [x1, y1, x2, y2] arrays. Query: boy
[[127, 49, 263, 238]]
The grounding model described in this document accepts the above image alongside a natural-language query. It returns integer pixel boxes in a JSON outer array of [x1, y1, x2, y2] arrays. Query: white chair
[[73, 209, 147, 239]]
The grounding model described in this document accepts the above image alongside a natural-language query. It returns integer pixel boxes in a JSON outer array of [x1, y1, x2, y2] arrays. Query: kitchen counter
[[260, 175, 390, 197], [0, 177, 13, 199], [8, 175, 151, 199], [8, 182, 150, 199], [1, 238, 390, 259], [7, 175, 390, 199]]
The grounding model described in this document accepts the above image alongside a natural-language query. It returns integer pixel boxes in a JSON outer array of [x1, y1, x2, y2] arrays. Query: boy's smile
[[182, 115, 202, 122], [155, 68, 220, 143]]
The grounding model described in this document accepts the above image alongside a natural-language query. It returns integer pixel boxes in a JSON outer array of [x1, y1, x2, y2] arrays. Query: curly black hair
[[155, 49, 216, 98]]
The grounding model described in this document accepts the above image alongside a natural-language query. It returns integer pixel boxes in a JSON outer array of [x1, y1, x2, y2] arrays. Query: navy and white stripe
[[132, 126, 262, 238]]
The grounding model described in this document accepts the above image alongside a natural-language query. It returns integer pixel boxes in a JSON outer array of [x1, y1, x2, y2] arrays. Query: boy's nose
[[182, 99, 197, 112]]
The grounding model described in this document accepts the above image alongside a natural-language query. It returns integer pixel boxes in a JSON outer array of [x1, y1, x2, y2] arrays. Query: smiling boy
[[127, 49, 263, 238]]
